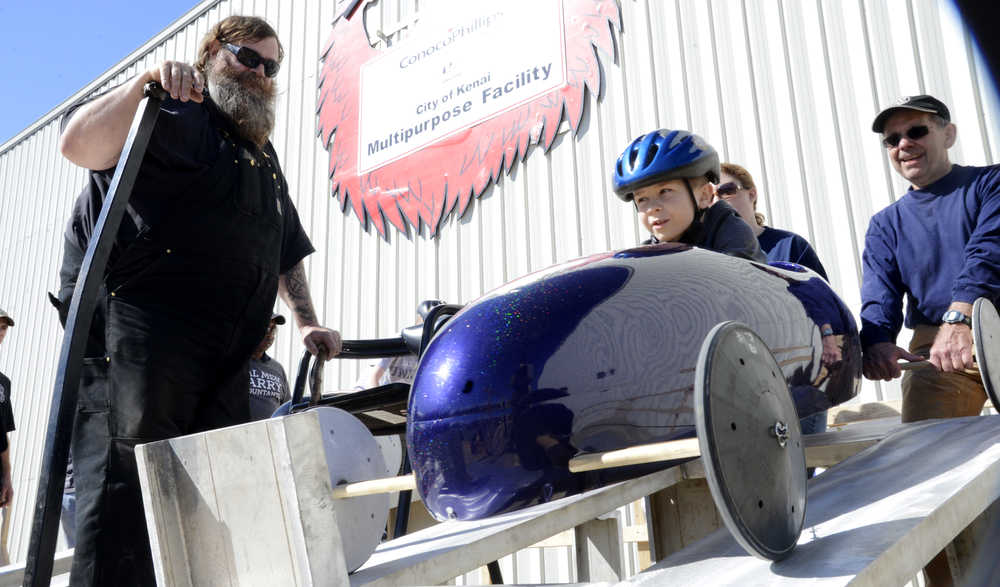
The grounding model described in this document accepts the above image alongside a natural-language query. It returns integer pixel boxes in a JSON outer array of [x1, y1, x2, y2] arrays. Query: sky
[[0, 1, 201, 146]]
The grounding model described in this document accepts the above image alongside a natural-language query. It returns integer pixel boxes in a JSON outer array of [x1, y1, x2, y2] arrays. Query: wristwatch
[[942, 310, 972, 327]]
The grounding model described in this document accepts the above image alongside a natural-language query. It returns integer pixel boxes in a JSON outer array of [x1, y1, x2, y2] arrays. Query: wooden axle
[[329, 425, 902, 499], [333, 436, 704, 498], [567, 437, 701, 473], [332, 473, 416, 499]]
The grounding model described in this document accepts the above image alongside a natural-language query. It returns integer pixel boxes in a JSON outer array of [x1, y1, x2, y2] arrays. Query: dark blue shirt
[[757, 226, 828, 280], [860, 164, 1000, 347]]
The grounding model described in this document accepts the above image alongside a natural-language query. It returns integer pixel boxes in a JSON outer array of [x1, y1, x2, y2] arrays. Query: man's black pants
[[70, 297, 253, 586]]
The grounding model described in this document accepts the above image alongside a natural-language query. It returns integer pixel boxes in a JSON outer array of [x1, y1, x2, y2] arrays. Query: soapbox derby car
[[285, 240, 872, 565]]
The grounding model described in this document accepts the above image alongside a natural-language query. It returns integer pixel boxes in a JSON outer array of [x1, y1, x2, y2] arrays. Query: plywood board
[[627, 416, 1000, 586]]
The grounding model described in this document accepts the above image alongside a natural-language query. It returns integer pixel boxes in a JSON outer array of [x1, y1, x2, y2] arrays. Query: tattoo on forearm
[[283, 263, 308, 298], [280, 262, 318, 325]]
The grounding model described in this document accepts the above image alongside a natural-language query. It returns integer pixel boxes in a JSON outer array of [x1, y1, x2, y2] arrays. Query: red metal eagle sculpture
[[317, 0, 621, 237]]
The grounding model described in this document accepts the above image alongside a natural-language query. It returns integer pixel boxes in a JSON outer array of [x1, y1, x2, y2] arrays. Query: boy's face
[[633, 179, 705, 242]]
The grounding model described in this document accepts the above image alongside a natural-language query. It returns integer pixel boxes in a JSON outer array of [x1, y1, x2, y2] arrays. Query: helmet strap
[[676, 178, 707, 245]]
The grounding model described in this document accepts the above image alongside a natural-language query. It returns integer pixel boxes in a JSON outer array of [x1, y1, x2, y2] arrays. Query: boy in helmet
[[613, 129, 764, 261]]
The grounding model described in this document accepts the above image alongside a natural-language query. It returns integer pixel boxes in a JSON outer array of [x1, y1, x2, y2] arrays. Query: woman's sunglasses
[[716, 182, 745, 196], [223, 43, 280, 78], [882, 124, 929, 148]]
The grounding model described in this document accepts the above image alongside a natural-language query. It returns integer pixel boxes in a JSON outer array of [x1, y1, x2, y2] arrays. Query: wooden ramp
[[350, 418, 913, 586], [627, 415, 1000, 586], [351, 463, 682, 586], [130, 409, 1000, 586]]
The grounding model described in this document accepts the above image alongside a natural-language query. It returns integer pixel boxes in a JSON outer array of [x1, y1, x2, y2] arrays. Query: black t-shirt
[[0, 372, 16, 453], [62, 93, 314, 281], [55, 178, 114, 356]]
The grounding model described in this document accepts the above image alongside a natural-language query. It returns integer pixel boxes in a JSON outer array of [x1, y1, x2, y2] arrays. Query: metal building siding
[[0, 130, 88, 561], [0, 0, 229, 561], [0, 0, 996, 570]]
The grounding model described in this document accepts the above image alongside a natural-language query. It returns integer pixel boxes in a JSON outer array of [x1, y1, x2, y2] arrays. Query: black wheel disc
[[973, 297, 1000, 413], [694, 321, 807, 561]]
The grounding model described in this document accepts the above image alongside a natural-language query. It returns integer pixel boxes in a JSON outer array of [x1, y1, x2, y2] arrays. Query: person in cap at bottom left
[[248, 313, 291, 420], [0, 309, 17, 510]]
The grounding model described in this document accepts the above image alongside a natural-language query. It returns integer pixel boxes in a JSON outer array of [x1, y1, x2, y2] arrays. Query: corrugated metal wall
[[0, 0, 996, 574]]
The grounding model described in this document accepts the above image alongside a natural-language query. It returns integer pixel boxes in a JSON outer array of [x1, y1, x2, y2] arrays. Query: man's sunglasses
[[223, 43, 280, 78], [716, 181, 745, 196], [882, 124, 929, 148]]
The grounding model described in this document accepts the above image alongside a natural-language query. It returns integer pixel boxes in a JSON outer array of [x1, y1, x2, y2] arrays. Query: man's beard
[[208, 62, 277, 146]]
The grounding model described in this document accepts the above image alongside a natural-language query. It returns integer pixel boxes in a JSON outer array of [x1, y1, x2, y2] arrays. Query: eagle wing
[[317, 0, 622, 238]]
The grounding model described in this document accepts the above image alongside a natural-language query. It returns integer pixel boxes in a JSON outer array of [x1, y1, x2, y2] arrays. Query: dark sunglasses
[[716, 181, 745, 196], [223, 43, 280, 78], [882, 124, 929, 148]]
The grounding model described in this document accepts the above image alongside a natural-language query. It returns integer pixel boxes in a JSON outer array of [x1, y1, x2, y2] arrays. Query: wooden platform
[[132, 408, 1000, 586], [350, 418, 912, 585], [352, 464, 683, 586], [627, 415, 1000, 586]]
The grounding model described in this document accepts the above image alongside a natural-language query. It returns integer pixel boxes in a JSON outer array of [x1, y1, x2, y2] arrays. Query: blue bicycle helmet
[[612, 129, 721, 201]]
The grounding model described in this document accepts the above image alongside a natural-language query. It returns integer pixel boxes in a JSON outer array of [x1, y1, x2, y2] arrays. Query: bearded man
[[58, 16, 340, 586]]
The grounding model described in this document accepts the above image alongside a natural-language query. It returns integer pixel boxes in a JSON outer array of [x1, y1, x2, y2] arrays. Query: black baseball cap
[[872, 94, 951, 133]]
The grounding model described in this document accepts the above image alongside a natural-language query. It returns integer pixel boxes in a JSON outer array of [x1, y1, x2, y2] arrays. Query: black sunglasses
[[223, 43, 280, 78], [882, 124, 930, 148], [716, 181, 745, 196]]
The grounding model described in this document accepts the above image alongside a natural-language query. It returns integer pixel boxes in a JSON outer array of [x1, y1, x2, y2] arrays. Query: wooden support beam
[[575, 514, 623, 582]]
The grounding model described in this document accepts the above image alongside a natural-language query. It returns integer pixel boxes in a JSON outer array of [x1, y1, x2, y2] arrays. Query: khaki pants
[[901, 324, 987, 423], [903, 324, 989, 586]]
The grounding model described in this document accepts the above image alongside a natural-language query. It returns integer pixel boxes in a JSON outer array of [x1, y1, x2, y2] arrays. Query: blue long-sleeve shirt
[[860, 164, 1000, 347], [758, 226, 828, 280]]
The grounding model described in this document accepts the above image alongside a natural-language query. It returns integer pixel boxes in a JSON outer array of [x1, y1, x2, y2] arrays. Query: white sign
[[358, 0, 566, 174]]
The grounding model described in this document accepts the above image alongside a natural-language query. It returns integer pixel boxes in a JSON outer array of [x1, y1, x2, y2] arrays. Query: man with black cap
[[248, 313, 291, 420], [861, 94, 1000, 423], [0, 309, 16, 509]]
